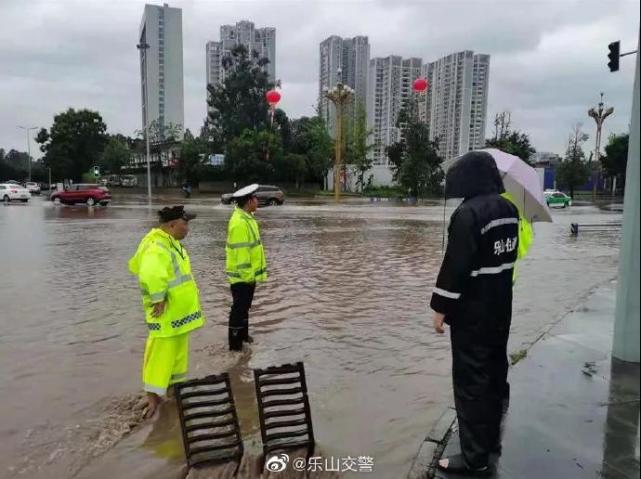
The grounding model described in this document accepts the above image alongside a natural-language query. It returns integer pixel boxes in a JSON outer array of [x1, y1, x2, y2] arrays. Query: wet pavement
[[0, 194, 624, 478], [417, 283, 640, 479]]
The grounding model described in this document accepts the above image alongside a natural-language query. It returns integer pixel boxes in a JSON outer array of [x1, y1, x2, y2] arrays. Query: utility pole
[[137, 41, 152, 207], [613, 29, 640, 363], [588, 93, 614, 203], [325, 68, 354, 202]]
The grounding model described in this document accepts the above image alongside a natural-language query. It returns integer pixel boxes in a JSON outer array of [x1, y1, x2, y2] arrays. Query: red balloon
[[265, 89, 281, 105], [413, 78, 428, 92]]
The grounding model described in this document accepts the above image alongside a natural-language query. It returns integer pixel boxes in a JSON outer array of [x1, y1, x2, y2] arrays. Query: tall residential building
[[318, 35, 370, 136], [420, 51, 490, 160], [139, 3, 184, 139], [206, 20, 276, 89], [366, 56, 423, 165]]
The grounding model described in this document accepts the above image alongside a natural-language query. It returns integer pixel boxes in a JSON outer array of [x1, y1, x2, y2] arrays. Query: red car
[[50, 183, 112, 206]]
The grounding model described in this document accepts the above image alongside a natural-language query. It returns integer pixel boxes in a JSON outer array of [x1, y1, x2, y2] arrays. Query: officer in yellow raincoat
[[129, 206, 204, 417], [225, 184, 267, 351]]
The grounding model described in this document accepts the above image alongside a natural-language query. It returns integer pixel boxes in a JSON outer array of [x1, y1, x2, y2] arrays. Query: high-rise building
[[318, 35, 370, 136], [420, 51, 490, 160], [139, 3, 184, 139], [366, 56, 422, 165], [206, 20, 276, 89]]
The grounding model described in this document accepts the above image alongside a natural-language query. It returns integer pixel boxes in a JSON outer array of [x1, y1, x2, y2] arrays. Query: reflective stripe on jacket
[[225, 207, 267, 284], [129, 228, 204, 337], [430, 194, 519, 324]]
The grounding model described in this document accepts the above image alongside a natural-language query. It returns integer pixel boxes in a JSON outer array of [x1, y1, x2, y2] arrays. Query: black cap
[[158, 205, 196, 223]]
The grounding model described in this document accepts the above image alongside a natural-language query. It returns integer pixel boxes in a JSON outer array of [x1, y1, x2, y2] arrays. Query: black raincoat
[[430, 151, 519, 468]]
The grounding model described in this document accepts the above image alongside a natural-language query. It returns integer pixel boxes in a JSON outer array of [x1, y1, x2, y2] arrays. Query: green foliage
[[387, 102, 444, 198], [0, 149, 29, 180], [362, 185, 405, 198], [99, 135, 131, 174], [288, 116, 333, 186], [601, 133, 629, 188], [557, 125, 591, 198], [207, 45, 274, 144], [179, 129, 207, 184], [35, 108, 107, 182], [486, 112, 536, 164], [344, 102, 374, 191], [225, 129, 282, 183], [276, 153, 307, 189]]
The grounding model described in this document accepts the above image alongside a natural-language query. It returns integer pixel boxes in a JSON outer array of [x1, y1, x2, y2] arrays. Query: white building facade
[[420, 51, 490, 160], [207, 20, 276, 88], [318, 35, 370, 136], [139, 3, 184, 140], [366, 56, 423, 165]]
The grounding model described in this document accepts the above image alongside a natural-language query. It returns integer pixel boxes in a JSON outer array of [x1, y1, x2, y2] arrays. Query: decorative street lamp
[[324, 69, 354, 202], [137, 41, 152, 206], [588, 92, 615, 200]]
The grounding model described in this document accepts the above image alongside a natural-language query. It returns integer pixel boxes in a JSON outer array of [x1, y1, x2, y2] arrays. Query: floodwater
[[0, 195, 622, 478]]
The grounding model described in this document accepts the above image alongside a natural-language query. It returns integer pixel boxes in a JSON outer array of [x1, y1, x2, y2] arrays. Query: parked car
[[121, 175, 138, 187], [50, 184, 112, 206], [0, 183, 30, 203], [545, 190, 572, 208], [106, 175, 121, 187], [221, 185, 285, 207], [25, 182, 41, 195]]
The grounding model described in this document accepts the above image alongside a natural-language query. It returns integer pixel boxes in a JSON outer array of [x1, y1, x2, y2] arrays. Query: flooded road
[[0, 195, 622, 478]]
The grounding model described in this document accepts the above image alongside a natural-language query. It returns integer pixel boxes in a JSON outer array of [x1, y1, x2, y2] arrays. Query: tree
[[557, 124, 590, 198], [601, 133, 629, 189], [344, 102, 374, 191], [272, 109, 291, 150], [179, 129, 206, 184], [276, 153, 307, 189], [485, 112, 536, 164], [225, 129, 282, 184], [99, 135, 131, 174], [289, 116, 333, 187], [387, 106, 444, 198], [36, 108, 107, 181], [0, 148, 29, 180], [207, 45, 274, 144]]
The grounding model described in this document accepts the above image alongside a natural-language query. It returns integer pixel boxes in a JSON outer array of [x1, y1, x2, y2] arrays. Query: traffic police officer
[[225, 184, 267, 351], [129, 206, 204, 417]]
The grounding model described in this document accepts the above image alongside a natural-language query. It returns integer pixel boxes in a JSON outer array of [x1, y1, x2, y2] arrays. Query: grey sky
[[0, 0, 638, 159]]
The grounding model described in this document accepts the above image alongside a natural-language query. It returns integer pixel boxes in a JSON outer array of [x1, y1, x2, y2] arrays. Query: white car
[[25, 182, 41, 195], [0, 183, 30, 203]]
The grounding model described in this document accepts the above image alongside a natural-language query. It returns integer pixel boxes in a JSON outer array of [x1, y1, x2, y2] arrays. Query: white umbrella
[[443, 148, 553, 223]]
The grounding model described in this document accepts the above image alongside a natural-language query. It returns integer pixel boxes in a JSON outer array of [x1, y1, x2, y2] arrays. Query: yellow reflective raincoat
[[225, 207, 267, 284]]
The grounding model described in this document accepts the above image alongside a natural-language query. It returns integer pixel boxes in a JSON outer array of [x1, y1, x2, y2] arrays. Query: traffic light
[[608, 41, 620, 72], [93, 166, 100, 177]]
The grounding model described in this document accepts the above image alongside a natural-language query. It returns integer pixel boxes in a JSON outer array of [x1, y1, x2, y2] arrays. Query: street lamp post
[[324, 70, 354, 202], [137, 41, 152, 206], [17, 126, 38, 181], [588, 92, 614, 202]]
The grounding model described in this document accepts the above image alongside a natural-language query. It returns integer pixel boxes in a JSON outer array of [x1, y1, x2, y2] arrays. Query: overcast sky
[[1, 0, 638, 159]]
